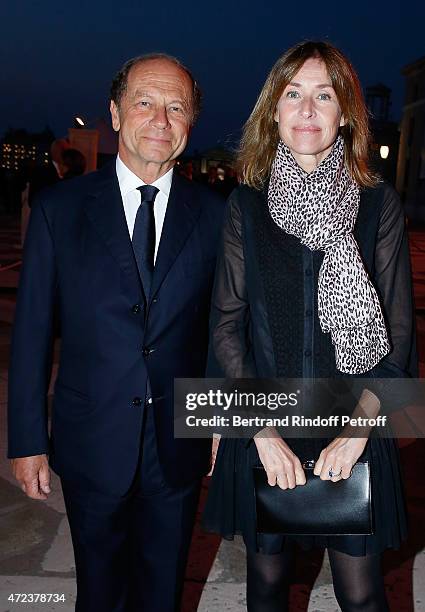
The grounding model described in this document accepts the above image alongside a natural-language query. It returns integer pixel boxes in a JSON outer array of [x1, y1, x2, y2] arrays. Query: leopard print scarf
[[268, 135, 390, 374]]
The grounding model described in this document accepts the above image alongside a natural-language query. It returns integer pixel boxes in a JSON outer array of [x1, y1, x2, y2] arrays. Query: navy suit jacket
[[8, 162, 225, 495]]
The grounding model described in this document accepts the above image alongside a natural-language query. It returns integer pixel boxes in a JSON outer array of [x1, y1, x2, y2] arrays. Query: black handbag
[[253, 461, 373, 535]]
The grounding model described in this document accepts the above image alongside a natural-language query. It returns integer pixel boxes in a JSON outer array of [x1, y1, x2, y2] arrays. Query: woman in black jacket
[[203, 41, 416, 611]]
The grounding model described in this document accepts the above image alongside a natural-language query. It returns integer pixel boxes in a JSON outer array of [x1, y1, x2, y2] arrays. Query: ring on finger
[[328, 466, 342, 478]]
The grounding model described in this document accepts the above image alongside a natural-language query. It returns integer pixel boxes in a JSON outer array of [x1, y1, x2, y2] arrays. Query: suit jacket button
[[132, 397, 142, 406], [142, 347, 152, 357], [132, 304, 142, 314]]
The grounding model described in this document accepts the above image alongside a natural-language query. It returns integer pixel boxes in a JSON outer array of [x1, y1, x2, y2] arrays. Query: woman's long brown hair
[[238, 41, 378, 189]]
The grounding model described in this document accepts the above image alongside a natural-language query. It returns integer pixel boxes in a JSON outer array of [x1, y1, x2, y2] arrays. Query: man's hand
[[314, 437, 368, 482], [11, 454, 51, 500], [254, 427, 306, 489]]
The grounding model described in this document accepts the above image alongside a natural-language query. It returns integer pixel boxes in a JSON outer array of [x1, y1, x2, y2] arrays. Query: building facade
[[397, 56, 425, 219], [1, 127, 54, 174]]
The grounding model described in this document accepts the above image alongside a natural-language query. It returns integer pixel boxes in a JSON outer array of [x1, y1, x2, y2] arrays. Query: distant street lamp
[[380, 145, 389, 159], [69, 117, 100, 172]]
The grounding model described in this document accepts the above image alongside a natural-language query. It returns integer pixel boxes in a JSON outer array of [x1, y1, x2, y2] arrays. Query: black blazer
[[8, 162, 225, 494]]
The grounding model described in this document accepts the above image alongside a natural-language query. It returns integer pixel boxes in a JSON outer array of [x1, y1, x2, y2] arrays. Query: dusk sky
[[1, 1, 424, 153]]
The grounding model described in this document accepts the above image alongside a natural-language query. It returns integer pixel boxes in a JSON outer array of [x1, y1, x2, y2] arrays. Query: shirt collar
[[116, 155, 173, 198]]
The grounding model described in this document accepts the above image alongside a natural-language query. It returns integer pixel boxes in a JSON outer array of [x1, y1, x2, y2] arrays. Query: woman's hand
[[314, 437, 368, 482], [314, 387, 378, 481], [254, 427, 306, 489], [207, 435, 220, 476]]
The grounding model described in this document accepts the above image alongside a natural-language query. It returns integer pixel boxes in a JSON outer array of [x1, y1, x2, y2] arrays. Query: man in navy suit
[[8, 54, 224, 611]]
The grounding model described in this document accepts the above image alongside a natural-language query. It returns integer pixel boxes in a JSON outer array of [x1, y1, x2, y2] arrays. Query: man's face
[[110, 58, 193, 180]]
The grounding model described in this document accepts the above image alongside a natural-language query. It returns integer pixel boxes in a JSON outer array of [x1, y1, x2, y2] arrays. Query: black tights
[[246, 545, 389, 612]]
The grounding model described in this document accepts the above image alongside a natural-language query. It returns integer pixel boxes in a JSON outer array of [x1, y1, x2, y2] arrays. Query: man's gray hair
[[110, 53, 201, 124]]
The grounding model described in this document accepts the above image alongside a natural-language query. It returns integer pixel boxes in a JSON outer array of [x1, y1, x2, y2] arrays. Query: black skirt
[[202, 436, 407, 557]]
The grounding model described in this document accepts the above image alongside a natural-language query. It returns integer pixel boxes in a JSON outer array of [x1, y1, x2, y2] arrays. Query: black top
[[209, 180, 416, 382]]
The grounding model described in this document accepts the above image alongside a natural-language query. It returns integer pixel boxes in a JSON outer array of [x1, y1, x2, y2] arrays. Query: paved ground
[[1, 213, 425, 611]]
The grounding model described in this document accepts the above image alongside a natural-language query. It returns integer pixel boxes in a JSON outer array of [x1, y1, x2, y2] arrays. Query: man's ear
[[110, 100, 120, 132]]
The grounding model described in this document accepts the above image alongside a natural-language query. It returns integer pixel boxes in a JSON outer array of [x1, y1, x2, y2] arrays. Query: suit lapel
[[83, 162, 143, 296], [150, 171, 201, 300]]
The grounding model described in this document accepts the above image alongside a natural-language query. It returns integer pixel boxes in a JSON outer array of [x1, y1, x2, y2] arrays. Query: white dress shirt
[[115, 155, 173, 263]]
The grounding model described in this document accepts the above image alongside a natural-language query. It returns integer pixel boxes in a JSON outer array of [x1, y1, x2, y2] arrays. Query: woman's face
[[274, 57, 345, 172]]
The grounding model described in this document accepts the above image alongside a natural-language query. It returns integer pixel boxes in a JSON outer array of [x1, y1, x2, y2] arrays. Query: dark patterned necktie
[[133, 185, 159, 299]]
